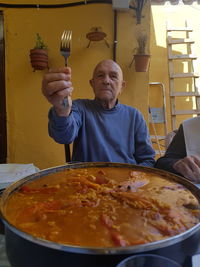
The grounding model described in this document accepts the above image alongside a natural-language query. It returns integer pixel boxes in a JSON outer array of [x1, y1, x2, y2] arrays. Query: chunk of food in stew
[[4, 167, 200, 247]]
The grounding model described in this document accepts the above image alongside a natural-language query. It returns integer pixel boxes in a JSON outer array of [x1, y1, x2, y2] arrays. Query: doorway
[[0, 11, 7, 163]]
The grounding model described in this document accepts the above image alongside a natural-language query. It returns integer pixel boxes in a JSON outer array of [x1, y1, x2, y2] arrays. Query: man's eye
[[111, 75, 118, 79], [97, 74, 104, 77]]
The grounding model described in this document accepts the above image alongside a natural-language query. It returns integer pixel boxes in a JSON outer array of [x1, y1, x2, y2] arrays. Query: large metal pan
[[1, 162, 200, 267]]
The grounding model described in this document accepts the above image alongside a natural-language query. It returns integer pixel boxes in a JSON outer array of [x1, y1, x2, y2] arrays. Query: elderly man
[[155, 116, 200, 183], [42, 59, 155, 166]]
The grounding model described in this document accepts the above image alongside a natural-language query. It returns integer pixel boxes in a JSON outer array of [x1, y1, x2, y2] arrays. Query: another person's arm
[[155, 125, 200, 183], [155, 125, 186, 174], [173, 155, 200, 183]]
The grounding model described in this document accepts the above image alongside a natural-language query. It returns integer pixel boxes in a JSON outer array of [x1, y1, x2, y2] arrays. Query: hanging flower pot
[[129, 33, 150, 72], [86, 27, 109, 48], [134, 54, 150, 72], [29, 33, 49, 71], [86, 30, 106, 42], [30, 48, 48, 71]]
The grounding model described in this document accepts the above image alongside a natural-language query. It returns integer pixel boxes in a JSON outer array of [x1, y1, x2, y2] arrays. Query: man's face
[[90, 60, 125, 107]]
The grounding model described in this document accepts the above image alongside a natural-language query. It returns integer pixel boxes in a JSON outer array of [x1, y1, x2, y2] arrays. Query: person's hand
[[173, 155, 200, 183], [41, 67, 73, 117]]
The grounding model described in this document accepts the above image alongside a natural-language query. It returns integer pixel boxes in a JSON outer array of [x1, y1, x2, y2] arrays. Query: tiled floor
[[0, 234, 11, 267]]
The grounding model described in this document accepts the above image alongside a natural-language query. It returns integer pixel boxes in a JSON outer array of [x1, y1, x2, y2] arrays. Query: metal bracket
[[130, 0, 146, 24]]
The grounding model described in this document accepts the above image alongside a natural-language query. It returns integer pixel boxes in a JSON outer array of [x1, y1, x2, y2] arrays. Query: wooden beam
[[0, 11, 7, 163]]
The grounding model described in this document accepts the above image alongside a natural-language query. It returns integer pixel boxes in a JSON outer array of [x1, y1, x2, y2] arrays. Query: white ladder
[[149, 82, 168, 156], [166, 21, 200, 130]]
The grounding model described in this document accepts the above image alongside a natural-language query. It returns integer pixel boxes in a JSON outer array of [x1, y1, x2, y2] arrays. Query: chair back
[[64, 144, 71, 162]]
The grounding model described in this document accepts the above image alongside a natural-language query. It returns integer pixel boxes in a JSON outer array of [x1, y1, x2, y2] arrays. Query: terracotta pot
[[134, 54, 150, 72], [86, 31, 106, 42], [29, 49, 48, 71]]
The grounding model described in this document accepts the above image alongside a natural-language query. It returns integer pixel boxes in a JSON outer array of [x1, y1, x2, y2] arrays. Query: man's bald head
[[92, 59, 124, 80]]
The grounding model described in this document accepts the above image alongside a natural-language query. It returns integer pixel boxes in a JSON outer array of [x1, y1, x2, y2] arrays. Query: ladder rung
[[154, 150, 166, 155], [150, 135, 165, 140], [167, 27, 193, 32], [170, 73, 199, 78], [172, 110, 200, 115], [170, 92, 200, 97], [167, 38, 194, 44], [169, 54, 197, 60]]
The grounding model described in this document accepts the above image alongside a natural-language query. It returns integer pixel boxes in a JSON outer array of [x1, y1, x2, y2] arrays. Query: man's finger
[[48, 66, 71, 74]]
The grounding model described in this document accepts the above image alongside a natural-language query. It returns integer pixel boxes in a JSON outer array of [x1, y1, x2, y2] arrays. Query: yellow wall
[[150, 2, 200, 134], [1, 1, 151, 169]]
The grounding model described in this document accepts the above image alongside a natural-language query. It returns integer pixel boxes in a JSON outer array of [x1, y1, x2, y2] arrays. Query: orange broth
[[4, 167, 200, 247]]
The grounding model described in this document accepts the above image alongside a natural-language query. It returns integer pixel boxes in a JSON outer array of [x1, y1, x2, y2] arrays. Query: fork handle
[[63, 97, 69, 108], [62, 61, 69, 108]]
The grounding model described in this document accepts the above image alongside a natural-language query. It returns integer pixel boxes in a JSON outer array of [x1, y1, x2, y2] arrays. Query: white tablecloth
[[0, 164, 39, 189]]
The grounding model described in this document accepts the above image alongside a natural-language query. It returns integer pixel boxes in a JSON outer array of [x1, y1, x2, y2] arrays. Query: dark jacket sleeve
[[155, 124, 186, 175]]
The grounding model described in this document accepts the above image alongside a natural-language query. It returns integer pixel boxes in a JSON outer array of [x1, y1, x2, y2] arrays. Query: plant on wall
[[29, 33, 49, 71], [34, 33, 47, 49], [129, 32, 150, 72], [135, 33, 147, 55]]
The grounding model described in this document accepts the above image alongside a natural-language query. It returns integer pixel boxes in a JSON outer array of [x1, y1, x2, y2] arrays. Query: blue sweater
[[48, 99, 155, 166]]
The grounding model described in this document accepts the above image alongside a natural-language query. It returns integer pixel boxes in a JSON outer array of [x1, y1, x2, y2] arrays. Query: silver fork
[[60, 30, 72, 107]]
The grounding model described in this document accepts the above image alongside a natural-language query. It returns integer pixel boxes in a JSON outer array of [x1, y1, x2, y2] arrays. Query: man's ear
[[120, 81, 126, 94], [89, 79, 94, 87], [122, 80, 126, 89]]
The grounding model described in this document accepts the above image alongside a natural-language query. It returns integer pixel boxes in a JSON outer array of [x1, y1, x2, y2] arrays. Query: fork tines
[[60, 30, 72, 107], [60, 30, 72, 50]]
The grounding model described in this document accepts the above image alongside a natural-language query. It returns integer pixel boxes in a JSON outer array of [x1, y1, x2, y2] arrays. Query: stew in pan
[[4, 167, 200, 247]]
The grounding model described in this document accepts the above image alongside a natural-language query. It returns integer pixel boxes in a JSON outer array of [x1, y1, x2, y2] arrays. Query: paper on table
[[0, 164, 39, 189], [0, 234, 11, 267], [192, 254, 200, 267]]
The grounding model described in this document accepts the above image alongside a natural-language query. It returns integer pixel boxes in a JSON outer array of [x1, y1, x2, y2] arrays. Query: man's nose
[[102, 75, 110, 84]]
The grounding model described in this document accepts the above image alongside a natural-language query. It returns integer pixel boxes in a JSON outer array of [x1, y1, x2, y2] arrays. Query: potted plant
[[29, 33, 48, 71], [130, 33, 150, 72]]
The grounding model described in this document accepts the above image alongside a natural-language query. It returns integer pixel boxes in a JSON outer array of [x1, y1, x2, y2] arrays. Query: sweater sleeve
[[134, 112, 156, 167], [48, 104, 82, 144], [155, 124, 186, 175]]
